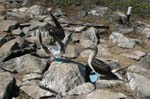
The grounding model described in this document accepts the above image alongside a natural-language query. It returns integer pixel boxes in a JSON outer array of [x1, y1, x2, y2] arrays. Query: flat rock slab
[[96, 80, 123, 89], [0, 20, 19, 32], [121, 51, 146, 60], [21, 85, 52, 99], [67, 83, 95, 95], [87, 89, 128, 99], [127, 65, 150, 79], [109, 32, 139, 49]]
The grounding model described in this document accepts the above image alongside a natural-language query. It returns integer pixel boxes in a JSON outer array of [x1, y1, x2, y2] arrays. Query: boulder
[[54, 8, 65, 17], [127, 73, 150, 99], [27, 5, 48, 17], [67, 83, 95, 95], [40, 60, 86, 96], [120, 51, 146, 60], [88, 6, 109, 16], [142, 28, 150, 38], [63, 45, 80, 58], [15, 54, 47, 74], [136, 54, 150, 70], [80, 27, 99, 48], [127, 65, 150, 79], [0, 54, 47, 74], [0, 37, 36, 62], [96, 80, 123, 89], [109, 32, 139, 48], [21, 83, 52, 99], [12, 28, 24, 36]]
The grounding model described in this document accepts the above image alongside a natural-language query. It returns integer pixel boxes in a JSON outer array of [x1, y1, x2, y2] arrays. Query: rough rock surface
[[40, 60, 86, 96], [67, 83, 95, 95], [109, 32, 139, 48], [0, 72, 19, 99], [80, 27, 99, 48], [127, 73, 150, 99]]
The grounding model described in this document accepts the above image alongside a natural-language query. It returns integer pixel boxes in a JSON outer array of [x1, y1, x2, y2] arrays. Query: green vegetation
[[97, 0, 150, 17], [51, 0, 150, 17]]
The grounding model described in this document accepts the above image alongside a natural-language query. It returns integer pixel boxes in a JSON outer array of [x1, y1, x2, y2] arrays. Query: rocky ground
[[0, 0, 150, 99]]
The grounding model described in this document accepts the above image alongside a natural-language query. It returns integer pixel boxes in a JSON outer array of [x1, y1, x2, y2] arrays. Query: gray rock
[[6, 11, 30, 23], [0, 72, 19, 99], [15, 54, 47, 74], [78, 10, 88, 17], [0, 37, 36, 62], [40, 60, 86, 96], [127, 65, 150, 79], [109, 32, 138, 48], [12, 28, 24, 35], [18, 7, 28, 14], [22, 0, 33, 6], [88, 6, 109, 16], [5, 0, 23, 8], [79, 49, 91, 58], [65, 26, 85, 32], [22, 27, 30, 34], [80, 27, 99, 48], [96, 80, 123, 89], [71, 33, 80, 43], [136, 54, 150, 70], [0, 20, 19, 32], [22, 73, 42, 82], [54, 8, 64, 17], [63, 45, 80, 58], [21, 84, 52, 99], [142, 28, 150, 38], [97, 44, 112, 57], [27, 5, 48, 17], [87, 89, 128, 99], [118, 27, 134, 34], [0, 54, 47, 74], [67, 83, 95, 95], [0, 5, 6, 15], [127, 73, 150, 99], [58, 17, 71, 24], [0, 72, 13, 97], [120, 51, 146, 60]]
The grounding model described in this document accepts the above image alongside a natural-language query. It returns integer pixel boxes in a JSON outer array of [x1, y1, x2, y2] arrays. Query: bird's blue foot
[[89, 72, 100, 83], [54, 58, 63, 64]]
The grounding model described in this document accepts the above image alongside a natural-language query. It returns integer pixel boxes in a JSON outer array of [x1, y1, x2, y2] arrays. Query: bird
[[30, 10, 66, 55], [83, 46, 120, 80], [49, 32, 73, 59], [39, 31, 73, 61]]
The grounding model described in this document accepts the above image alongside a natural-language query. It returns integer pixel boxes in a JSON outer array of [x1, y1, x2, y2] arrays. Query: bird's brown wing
[[49, 12, 65, 40]]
